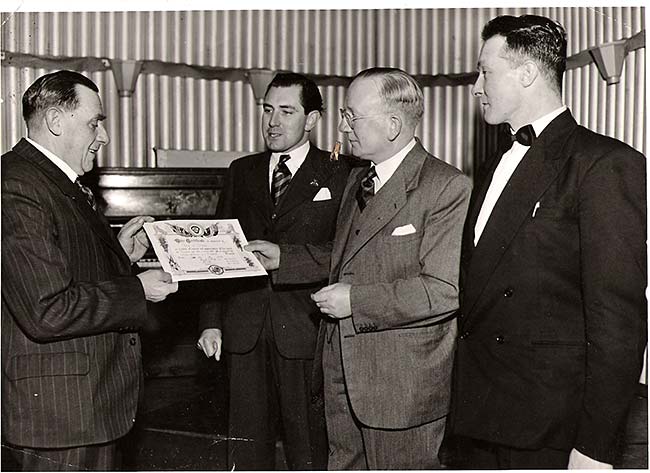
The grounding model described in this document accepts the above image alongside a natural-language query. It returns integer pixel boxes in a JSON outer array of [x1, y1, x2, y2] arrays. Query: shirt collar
[[372, 138, 417, 190], [530, 105, 567, 138], [270, 140, 311, 176], [26, 137, 78, 183]]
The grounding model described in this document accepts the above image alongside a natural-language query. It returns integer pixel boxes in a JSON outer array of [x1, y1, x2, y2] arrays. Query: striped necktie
[[355, 166, 377, 212], [75, 178, 97, 211], [272, 154, 292, 206]]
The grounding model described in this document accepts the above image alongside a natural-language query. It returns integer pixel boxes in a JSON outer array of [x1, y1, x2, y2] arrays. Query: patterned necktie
[[75, 178, 97, 211], [498, 124, 537, 154], [271, 154, 292, 206], [355, 166, 377, 212]]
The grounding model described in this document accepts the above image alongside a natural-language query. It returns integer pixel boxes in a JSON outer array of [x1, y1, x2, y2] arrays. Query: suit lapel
[[13, 139, 129, 265], [245, 151, 275, 219], [463, 111, 577, 316], [330, 166, 366, 280], [463, 152, 502, 258], [339, 142, 427, 268], [274, 146, 334, 219]]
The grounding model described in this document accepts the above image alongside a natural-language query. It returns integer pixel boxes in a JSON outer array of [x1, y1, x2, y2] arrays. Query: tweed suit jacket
[[321, 141, 471, 429], [1, 139, 149, 449], [448, 110, 647, 464], [199, 145, 351, 359]]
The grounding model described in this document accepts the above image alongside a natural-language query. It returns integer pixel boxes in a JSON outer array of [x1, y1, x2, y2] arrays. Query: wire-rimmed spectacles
[[339, 108, 386, 129]]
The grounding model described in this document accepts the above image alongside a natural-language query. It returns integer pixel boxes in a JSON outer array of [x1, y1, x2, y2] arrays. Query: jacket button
[[503, 288, 514, 297], [355, 229, 360, 235], [459, 331, 470, 340], [129, 337, 137, 346], [495, 335, 504, 344], [271, 213, 277, 219]]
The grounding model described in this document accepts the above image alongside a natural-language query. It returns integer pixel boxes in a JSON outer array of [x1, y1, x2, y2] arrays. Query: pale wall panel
[[1, 7, 645, 173]]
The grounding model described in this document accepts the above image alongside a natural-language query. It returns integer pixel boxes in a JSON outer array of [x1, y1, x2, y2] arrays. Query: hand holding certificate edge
[[143, 219, 267, 282]]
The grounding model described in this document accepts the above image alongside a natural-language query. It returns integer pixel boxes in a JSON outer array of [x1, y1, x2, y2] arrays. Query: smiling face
[[59, 85, 109, 175], [472, 35, 525, 128], [262, 85, 317, 153]]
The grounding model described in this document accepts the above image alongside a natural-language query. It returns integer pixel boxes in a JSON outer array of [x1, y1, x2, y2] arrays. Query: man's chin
[[264, 140, 286, 152], [81, 160, 96, 174]]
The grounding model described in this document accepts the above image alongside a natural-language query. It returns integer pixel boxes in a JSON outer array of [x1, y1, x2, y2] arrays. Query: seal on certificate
[[208, 265, 225, 275], [188, 223, 204, 236]]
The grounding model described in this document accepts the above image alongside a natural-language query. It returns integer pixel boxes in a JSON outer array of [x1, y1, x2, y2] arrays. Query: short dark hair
[[482, 15, 567, 92], [265, 72, 324, 114], [22, 70, 99, 128]]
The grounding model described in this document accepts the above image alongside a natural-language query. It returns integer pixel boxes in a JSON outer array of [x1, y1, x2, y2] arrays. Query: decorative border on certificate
[[143, 219, 267, 282]]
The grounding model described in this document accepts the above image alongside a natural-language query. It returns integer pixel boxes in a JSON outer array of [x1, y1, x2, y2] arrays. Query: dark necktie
[[271, 154, 292, 206], [498, 124, 537, 154], [75, 178, 97, 211], [355, 166, 377, 212]]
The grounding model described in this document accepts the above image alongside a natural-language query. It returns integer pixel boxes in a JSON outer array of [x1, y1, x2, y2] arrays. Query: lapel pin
[[310, 179, 320, 187], [330, 141, 341, 161]]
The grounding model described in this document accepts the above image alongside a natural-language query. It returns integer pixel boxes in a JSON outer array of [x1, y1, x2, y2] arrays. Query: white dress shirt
[[268, 140, 310, 192], [26, 137, 78, 183], [473, 106, 567, 246], [371, 138, 417, 193]]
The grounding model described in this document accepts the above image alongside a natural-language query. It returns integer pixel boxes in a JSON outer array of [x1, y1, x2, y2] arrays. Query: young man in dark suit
[[196, 72, 351, 470], [1, 70, 178, 470], [446, 15, 646, 469]]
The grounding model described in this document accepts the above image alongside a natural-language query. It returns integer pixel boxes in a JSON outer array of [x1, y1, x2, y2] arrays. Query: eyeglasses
[[339, 108, 386, 129]]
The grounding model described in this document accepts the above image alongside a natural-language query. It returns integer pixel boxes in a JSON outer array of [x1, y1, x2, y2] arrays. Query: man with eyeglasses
[[249, 67, 471, 469]]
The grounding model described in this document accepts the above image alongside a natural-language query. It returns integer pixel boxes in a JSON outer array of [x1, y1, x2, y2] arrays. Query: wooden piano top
[[82, 167, 227, 224]]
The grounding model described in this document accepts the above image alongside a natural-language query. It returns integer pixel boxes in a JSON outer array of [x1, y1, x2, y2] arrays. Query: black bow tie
[[499, 124, 537, 153]]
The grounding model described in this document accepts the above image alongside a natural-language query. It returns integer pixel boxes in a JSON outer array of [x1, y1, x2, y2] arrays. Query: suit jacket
[[1, 139, 148, 449], [324, 141, 471, 429], [449, 110, 647, 463], [199, 145, 351, 359]]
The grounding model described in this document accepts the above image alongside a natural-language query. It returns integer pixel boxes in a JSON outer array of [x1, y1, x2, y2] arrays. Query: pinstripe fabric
[[12, 439, 118, 471], [1, 139, 148, 449]]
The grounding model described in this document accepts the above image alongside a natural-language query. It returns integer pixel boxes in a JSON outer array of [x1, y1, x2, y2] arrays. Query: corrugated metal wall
[[1, 7, 645, 173]]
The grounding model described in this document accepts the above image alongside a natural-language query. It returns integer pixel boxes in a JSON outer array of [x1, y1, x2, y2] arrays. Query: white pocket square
[[391, 224, 416, 236], [313, 187, 332, 201]]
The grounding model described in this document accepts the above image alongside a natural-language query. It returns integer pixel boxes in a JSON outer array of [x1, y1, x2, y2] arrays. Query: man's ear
[[519, 60, 539, 88], [304, 110, 321, 132], [44, 107, 63, 136], [387, 115, 402, 142]]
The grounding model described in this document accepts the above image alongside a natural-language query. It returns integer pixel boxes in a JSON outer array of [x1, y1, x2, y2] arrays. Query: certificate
[[143, 219, 267, 282]]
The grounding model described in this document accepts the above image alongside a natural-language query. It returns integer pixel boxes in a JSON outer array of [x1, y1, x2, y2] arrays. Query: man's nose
[[97, 123, 110, 145], [268, 111, 281, 127], [471, 76, 483, 97], [338, 117, 351, 133]]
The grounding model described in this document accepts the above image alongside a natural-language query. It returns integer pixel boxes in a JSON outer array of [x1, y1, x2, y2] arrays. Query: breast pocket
[[532, 206, 574, 221]]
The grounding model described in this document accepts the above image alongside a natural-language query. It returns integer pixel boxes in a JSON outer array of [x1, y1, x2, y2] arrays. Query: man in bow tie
[[445, 14, 646, 469], [1, 70, 178, 470], [249, 67, 472, 469], [196, 72, 351, 470]]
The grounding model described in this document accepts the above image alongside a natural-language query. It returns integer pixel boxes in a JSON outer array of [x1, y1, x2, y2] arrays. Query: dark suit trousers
[[323, 324, 446, 470], [226, 312, 327, 470], [450, 437, 570, 469], [10, 440, 118, 471]]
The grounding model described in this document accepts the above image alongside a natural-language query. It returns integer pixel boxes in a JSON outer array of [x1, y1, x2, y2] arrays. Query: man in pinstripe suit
[[1, 70, 178, 471]]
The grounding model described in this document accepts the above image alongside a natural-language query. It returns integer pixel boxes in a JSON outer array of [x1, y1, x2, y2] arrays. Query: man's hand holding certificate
[[143, 219, 267, 282]]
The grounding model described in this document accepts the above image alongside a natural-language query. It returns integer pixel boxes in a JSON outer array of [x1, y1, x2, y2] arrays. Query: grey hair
[[354, 67, 424, 128]]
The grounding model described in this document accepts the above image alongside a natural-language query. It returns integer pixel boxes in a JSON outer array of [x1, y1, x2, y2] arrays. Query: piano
[[85, 167, 226, 377]]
